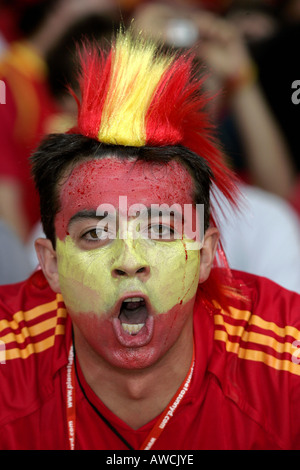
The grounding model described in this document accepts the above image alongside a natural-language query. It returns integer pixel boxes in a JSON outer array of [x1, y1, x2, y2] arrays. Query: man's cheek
[[56, 237, 115, 315], [58, 274, 105, 315], [144, 240, 200, 314]]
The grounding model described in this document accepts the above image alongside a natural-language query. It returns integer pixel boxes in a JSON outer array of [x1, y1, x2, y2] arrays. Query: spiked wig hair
[[71, 30, 238, 208]]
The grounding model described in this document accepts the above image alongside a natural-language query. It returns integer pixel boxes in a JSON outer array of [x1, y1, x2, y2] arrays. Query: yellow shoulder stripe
[[0, 294, 64, 333], [214, 314, 298, 356], [0, 308, 66, 345], [213, 303, 300, 376], [215, 330, 300, 376], [213, 301, 300, 340], [4, 325, 66, 361], [0, 294, 66, 361]]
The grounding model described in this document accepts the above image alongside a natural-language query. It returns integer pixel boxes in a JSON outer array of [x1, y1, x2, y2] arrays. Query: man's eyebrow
[[128, 207, 180, 219], [68, 206, 183, 226], [146, 206, 182, 219], [68, 210, 112, 226]]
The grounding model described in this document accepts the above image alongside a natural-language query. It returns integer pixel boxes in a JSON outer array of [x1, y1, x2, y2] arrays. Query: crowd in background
[[0, 0, 299, 292]]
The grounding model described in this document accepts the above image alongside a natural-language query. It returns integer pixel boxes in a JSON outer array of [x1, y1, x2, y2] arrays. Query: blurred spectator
[[225, 0, 280, 44], [0, 0, 118, 242], [0, 39, 57, 240], [277, 0, 300, 24], [197, 11, 296, 200], [45, 14, 117, 129], [132, 3, 296, 199], [214, 183, 300, 294], [243, 7, 300, 217], [222, 0, 300, 217], [0, 0, 25, 44], [0, 219, 32, 284], [0, 32, 7, 57]]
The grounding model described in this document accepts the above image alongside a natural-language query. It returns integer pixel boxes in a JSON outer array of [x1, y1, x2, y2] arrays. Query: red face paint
[[68, 296, 195, 370], [55, 157, 195, 240]]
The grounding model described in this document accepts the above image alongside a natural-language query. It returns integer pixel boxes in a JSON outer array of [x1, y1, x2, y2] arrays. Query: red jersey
[[0, 269, 299, 450]]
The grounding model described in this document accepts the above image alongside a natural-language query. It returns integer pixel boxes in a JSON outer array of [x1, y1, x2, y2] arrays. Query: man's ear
[[35, 238, 61, 293], [198, 227, 220, 284]]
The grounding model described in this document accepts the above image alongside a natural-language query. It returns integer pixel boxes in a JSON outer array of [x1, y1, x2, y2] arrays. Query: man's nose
[[111, 240, 151, 280]]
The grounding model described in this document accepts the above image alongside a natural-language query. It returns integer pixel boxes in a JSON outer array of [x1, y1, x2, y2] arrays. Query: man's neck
[[73, 321, 194, 430]]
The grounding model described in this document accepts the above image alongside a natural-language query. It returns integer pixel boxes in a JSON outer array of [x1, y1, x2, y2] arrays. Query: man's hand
[[193, 11, 254, 85]]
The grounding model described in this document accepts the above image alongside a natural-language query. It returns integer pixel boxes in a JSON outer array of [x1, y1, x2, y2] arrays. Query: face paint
[[55, 158, 196, 240], [55, 157, 201, 369]]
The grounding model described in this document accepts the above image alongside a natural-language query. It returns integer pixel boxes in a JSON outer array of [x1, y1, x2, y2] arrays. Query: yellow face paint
[[56, 227, 200, 318]]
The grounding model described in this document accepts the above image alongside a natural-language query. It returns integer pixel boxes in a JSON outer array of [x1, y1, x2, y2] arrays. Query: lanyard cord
[[67, 331, 195, 451], [73, 343, 135, 450]]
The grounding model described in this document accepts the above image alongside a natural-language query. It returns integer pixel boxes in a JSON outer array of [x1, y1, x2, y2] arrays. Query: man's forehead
[[60, 156, 194, 202], [65, 156, 189, 181], [55, 157, 196, 240]]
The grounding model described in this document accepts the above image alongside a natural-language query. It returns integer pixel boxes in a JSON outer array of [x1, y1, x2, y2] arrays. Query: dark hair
[[31, 133, 213, 247]]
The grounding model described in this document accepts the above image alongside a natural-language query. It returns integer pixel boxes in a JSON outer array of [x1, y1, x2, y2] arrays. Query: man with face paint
[[0, 31, 300, 451]]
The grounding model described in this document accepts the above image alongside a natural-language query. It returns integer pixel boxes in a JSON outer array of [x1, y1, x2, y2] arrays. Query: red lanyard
[[139, 346, 195, 450], [66, 345, 76, 450], [66, 343, 195, 451]]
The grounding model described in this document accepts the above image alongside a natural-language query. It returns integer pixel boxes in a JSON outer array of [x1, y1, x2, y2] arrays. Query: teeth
[[122, 323, 145, 335], [123, 297, 144, 303]]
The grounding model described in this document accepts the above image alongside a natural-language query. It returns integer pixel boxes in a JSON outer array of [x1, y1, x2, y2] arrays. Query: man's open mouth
[[119, 297, 148, 334], [113, 294, 154, 347]]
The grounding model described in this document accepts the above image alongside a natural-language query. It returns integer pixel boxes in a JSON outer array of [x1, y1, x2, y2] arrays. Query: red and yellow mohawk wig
[[71, 29, 243, 307], [73, 29, 238, 208]]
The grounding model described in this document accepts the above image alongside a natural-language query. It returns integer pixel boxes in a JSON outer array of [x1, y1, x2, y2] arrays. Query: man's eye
[[148, 224, 175, 239], [82, 227, 108, 241]]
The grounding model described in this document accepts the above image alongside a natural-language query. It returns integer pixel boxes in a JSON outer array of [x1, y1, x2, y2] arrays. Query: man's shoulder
[[213, 269, 300, 366], [231, 269, 300, 320], [0, 269, 55, 309], [209, 270, 300, 449], [199, 268, 300, 330], [232, 267, 300, 292], [0, 270, 68, 428], [0, 270, 67, 346]]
